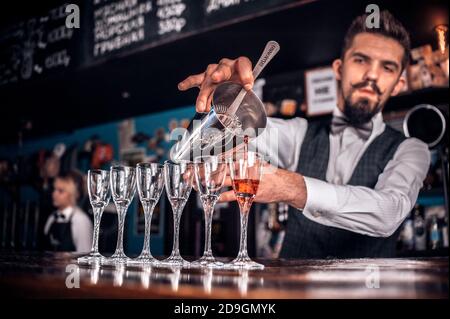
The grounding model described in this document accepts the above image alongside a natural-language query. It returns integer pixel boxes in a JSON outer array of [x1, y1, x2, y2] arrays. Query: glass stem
[[141, 202, 155, 256], [90, 207, 103, 255], [202, 196, 217, 257], [238, 210, 249, 258], [172, 207, 182, 256], [115, 206, 127, 255]]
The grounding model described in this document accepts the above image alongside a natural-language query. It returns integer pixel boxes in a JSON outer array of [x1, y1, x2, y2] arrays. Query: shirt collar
[[60, 206, 74, 219]]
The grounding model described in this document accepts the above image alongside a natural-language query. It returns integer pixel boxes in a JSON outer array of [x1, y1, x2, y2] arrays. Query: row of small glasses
[[78, 151, 264, 270]]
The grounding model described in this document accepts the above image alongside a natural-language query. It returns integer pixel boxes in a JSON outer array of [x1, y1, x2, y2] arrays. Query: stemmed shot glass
[[128, 163, 165, 266], [226, 151, 264, 270], [161, 160, 193, 267], [102, 165, 136, 264], [191, 155, 227, 268], [78, 169, 110, 264]]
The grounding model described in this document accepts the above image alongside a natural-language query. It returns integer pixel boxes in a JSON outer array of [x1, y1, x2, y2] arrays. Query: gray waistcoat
[[279, 118, 406, 259]]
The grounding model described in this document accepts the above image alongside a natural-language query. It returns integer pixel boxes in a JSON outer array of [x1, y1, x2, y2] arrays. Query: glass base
[[101, 252, 131, 265], [77, 252, 103, 265], [159, 253, 190, 268], [224, 256, 264, 270], [127, 254, 160, 266], [190, 255, 224, 269]]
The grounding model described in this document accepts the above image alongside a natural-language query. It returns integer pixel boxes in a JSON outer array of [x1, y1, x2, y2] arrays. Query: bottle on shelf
[[413, 204, 426, 251], [401, 217, 415, 251], [439, 216, 448, 248], [429, 215, 441, 250]]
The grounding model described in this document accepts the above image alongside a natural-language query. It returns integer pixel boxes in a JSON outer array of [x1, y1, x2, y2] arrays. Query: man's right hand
[[177, 56, 254, 113]]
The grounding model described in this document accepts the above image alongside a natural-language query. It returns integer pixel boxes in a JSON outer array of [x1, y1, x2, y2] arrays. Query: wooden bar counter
[[0, 251, 447, 299]]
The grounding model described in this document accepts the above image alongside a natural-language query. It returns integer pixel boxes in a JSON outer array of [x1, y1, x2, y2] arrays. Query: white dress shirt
[[254, 106, 431, 237], [44, 206, 93, 253]]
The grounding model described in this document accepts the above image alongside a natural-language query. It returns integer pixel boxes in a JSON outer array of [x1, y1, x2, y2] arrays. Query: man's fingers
[[206, 93, 214, 113], [234, 56, 254, 90], [178, 72, 205, 91], [195, 64, 220, 112], [196, 82, 216, 113], [211, 59, 234, 83], [179, 56, 253, 112], [219, 190, 236, 202]]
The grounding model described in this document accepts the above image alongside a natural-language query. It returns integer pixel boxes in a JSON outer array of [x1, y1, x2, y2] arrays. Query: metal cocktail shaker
[[169, 82, 267, 162]]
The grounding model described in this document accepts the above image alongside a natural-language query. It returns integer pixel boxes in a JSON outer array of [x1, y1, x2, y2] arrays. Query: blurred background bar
[[0, 0, 448, 259]]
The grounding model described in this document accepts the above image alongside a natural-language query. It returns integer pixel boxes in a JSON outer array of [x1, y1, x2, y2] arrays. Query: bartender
[[177, 10, 431, 258], [44, 172, 93, 253]]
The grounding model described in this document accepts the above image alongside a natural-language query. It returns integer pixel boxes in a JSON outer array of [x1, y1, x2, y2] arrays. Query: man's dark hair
[[341, 10, 411, 71]]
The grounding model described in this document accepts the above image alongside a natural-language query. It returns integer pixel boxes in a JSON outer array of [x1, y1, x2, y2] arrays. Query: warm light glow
[[434, 24, 448, 54]]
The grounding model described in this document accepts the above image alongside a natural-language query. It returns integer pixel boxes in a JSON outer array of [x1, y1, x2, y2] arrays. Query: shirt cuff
[[303, 177, 339, 216]]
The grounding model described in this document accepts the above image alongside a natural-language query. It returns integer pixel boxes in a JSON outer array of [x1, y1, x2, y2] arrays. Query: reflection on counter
[[0, 252, 446, 299], [78, 261, 265, 296]]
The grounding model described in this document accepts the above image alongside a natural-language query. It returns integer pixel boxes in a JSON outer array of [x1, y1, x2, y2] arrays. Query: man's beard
[[343, 80, 383, 125]]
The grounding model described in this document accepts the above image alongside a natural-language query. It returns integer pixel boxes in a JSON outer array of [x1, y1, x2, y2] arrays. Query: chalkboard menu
[[0, 2, 84, 86], [203, 0, 294, 20], [87, 0, 203, 63], [1, 0, 302, 87]]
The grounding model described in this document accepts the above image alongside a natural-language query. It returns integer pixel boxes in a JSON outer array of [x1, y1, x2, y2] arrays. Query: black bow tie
[[330, 116, 373, 140], [53, 211, 65, 221]]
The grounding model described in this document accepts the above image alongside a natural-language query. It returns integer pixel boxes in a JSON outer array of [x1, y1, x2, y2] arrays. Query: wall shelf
[[385, 86, 449, 112]]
